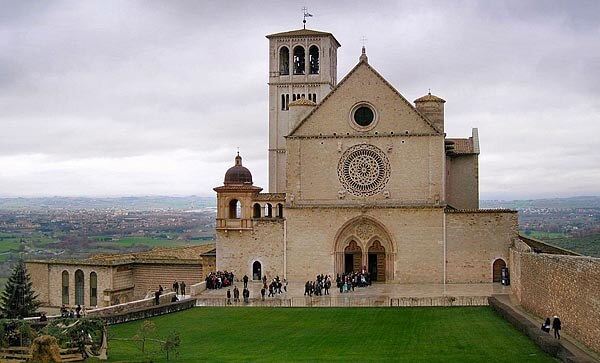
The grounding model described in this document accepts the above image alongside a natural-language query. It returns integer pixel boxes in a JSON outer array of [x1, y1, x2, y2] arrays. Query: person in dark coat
[[243, 275, 249, 288], [226, 288, 232, 305], [180, 281, 186, 296], [173, 280, 179, 295], [243, 287, 250, 303], [541, 317, 551, 333], [552, 316, 561, 339]]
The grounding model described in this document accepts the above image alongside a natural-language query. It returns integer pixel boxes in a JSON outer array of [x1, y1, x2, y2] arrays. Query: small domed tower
[[214, 153, 263, 231], [414, 92, 446, 133]]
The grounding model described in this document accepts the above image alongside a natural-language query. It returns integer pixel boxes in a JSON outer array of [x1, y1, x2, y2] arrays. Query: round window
[[349, 102, 378, 131], [354, 106, 374, 126]]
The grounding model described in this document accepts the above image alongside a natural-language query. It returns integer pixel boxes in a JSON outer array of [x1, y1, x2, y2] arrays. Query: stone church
[[214, 27, 518, 283]]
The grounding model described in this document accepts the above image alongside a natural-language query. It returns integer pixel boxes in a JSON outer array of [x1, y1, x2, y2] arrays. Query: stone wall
[[446, 154, 478, 210], [446, 210, 518, 283], [510, 249, 600, 353], [217, 219, 285, 281], [132, 263, 203, 299]]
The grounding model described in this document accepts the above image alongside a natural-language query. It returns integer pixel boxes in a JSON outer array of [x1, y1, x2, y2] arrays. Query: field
[[545, 233, 600, 257], [102, 307, 556, 362]]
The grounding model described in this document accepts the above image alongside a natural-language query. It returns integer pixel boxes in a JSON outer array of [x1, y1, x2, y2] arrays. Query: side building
[[27, 244, 215, 307]]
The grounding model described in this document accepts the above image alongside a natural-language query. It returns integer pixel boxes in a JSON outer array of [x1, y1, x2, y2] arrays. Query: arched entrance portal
[[334, 217, 395, 281], [368, 241, 386, 282], [344, 241, 362, 274], [252, 261, 262, 281], [492, 259, 506, 282]]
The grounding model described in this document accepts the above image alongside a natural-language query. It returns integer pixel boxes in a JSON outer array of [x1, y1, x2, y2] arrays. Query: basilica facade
[[214, 28, 518, 283]]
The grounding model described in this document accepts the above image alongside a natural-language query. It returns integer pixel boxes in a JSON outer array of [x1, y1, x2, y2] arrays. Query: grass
[[104, 237, 211, 249], [522, 231, 568, 239], [103, 307, 556, 362]]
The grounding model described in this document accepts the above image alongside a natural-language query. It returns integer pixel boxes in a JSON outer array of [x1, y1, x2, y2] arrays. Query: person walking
[[552, 316, 562, 339]]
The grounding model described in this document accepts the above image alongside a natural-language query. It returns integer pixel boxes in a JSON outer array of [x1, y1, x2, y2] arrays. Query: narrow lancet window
[[309, 45, 319, 74]]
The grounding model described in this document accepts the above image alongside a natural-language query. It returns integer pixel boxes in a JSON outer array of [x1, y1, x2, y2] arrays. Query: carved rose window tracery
[[338, 144, 391, 197]]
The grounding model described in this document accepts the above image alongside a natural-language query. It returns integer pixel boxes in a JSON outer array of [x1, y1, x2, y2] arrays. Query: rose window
[[338, 144, 391, 197]]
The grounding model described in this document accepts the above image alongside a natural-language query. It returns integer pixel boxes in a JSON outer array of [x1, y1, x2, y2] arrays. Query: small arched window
[[279, 46, 289, 75], [277, 203, 284, 218], [309, 45, 319, 74], [75, 269, 84, 305], [264, 203, 273, 218], [253, 203, 262, 218], [62, 270, 69, 305], [229, 199, 241, 219], [90, 272, 98, 307], [293, 46, 305, 75]]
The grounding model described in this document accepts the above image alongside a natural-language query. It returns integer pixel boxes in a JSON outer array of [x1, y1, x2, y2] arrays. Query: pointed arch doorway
[[344, 241, 362, 273], [368, 241, 386, 282], [334, 217, 395, 282]]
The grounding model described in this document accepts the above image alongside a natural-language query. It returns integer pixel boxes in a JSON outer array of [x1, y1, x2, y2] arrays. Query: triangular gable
[[289, 59, 442, 136]]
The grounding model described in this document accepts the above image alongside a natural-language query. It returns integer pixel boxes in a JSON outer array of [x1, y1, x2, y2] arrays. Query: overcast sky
[[1, 0, 599, 200]]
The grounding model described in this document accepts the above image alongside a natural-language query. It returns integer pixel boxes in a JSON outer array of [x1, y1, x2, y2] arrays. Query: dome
[[224, 153, 253, 185]]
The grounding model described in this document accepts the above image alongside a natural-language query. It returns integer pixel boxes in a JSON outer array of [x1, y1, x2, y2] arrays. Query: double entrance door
[[343, 240, 386, 281]]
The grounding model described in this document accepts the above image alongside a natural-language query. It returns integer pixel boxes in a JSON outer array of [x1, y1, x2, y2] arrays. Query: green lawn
[[522, 231, 568, 239], [103, 237, 212, 249], [103, 307, 556, 362]]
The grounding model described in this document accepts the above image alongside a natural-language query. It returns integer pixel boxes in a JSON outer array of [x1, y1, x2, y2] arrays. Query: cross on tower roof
[[302, 6, 313, 29]]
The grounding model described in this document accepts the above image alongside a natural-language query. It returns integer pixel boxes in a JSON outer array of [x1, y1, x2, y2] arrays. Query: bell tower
[[266, 28, 341, 193]]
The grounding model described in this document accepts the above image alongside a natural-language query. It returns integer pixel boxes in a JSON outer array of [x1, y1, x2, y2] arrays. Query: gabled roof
[[266, 28, 341, 47], [288, 58, 442, 136]]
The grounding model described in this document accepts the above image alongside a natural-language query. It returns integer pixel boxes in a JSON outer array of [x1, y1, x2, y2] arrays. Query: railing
[[100, 298, 197, 325], [390, 296, 489, 307], [195, 295, 489, 308]]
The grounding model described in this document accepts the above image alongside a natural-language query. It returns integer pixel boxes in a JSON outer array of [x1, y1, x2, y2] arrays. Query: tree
[[133, 320, 156, 353], [161, 331, 180, 360], [0, 259, 41, 319]]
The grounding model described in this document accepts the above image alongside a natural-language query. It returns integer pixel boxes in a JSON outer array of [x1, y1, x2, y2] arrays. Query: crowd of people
[[59, 304, 86, 318], [260, 276, 288, 300], [304, 274, 332, 296], [336, 270, 372, 293], [205, 271, 234, 289]]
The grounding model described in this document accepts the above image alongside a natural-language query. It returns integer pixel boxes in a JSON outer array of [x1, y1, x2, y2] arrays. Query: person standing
[[552, 316, 562, 339], [233, 286, 240, 303], [180, 281, 186, 296], [243, 275, 249, 289], [243, 287, 250, 303], [173, 280, 179, 295], [226, 288, 232, 305]]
